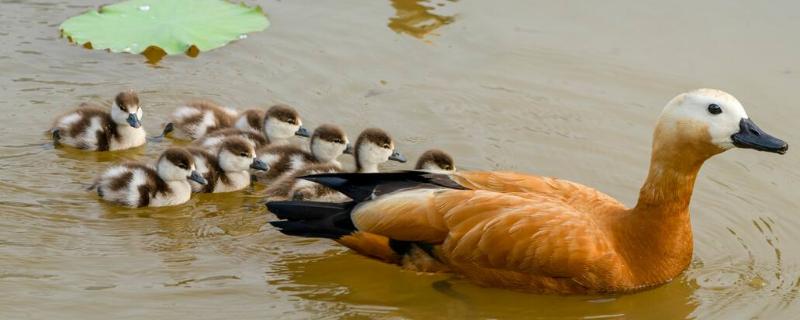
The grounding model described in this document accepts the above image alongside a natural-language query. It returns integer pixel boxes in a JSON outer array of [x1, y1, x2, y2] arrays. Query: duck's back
[[256, 144, 317, 181], [52, 106, 115, 151], [170, 101, 238, 140], [95, 163, 169, 207]]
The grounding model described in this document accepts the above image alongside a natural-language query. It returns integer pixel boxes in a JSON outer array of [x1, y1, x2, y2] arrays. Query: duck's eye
[[333, 139, 342, 144], [240, 152, 248, 157], [382, 144, 391, 149], [286, 119, 297, 125], [707, 104, 722, 115], [177, 164, 188, 169]]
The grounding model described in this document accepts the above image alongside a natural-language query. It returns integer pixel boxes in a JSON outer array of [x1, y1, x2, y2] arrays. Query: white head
[[353, 128, 407, 173], [414, 149, 455, 173], [110, 90, 143, 128], [156, 148, 206, 185], [655, 89, 787, 155], [263, 104, 309, 143], [218, 136, 268, 172], [310, 124, 349, 163]]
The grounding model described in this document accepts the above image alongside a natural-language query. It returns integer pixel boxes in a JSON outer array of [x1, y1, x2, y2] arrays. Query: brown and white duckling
[[51, 90, 145, 151], [255, 124, 349, 182], [92, 148, 207, 208], [193, 104, 310, 151], [414, 149, 456, 172], [265, 128, 406, 200], [187, 136, 268, 193], [255, 104, 311, 144], [161, 100, 238, 140]]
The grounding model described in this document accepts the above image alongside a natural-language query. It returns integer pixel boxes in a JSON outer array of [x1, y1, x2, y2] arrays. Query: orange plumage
[[268, 89, 788, 294]]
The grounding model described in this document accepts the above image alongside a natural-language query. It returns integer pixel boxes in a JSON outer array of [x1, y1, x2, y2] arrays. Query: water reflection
[[271, 249, 698, 319], [388, 0, 457, 38]]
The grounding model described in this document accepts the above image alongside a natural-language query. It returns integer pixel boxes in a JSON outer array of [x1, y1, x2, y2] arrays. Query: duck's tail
[[149, 122, 174, 141], [266, 171, 465, 264]]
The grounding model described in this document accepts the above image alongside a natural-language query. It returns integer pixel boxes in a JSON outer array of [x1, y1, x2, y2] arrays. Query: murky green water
[[1, 0, 799, 318]]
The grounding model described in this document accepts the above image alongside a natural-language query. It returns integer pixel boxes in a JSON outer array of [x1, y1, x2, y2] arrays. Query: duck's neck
[[356, 161, 379, 173], [617, 129, 721, 287]]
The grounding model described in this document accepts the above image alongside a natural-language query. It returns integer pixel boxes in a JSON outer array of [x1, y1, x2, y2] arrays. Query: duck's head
[[263, 104, 310, 141], [655, 89, 787, 160], [157, 148, 206, 184], [414, 149, 456, 172], [353, 128, 406, 172], [219, 136, 267, 172], [310, 124, 349, 163], [110, 90, 142, 128]]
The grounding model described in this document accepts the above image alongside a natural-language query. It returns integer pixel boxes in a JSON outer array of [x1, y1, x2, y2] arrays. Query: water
[[1, 0, 799, 318]]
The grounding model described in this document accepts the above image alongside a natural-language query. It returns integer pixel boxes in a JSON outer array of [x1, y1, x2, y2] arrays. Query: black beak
[[250, 159, 269, 171], [295, 126, 310, 138], [731, 118, 788, 154], [389, 149, 407, 163], [188, 171, 207, 185], [126, 113, 141, 128], [343, 143, 354, 155]]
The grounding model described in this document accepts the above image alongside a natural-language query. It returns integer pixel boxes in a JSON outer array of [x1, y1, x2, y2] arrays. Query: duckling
[[256, 104, 311, 144], [414, 149, 456, 172], [187, 136, 268, 193], [50, 90, 145, 151], [193, 128, 269, 152], [162, 100, 238, 140], [92, 148, 207, 208], [265, 128, 406, 200], [193, 104, 310, 151], [255, 124, 349, 182]]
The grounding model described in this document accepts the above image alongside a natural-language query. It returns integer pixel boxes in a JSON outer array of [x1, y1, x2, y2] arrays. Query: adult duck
[[267, 89, 788, 294]]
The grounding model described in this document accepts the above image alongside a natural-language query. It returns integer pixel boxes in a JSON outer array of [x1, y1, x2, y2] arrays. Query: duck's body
[[266, 128, 406, 200], [187, 137, 267, 193], [268, 89, 788, 294], [256, 124, 349, 182], [51, 91, 145, 151], [93, 148, 207, 208], [234, 109, 266, 133], [193, 128, 268, 152], [165, 101, 238, 140]]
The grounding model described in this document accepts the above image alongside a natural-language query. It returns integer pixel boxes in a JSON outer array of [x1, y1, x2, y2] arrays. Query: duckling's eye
[[286, 119, 297, 125], [333, 139, 343, 144], [382, 144, 391, 149], [177, 164, 188, 169], [707, 104, 722, 115], [240, 152, 248, 157]]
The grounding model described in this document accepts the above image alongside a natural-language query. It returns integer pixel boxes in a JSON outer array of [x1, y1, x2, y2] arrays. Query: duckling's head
[[157, 148, 206, 185], [263, 104, 310, 141], [310, 124, 349, 163], [354, 128, 406, 172], [415, 149, 455, 172], [110, 90, 142, 128], [218, 136, 267, 172], [655, 89, 787, 159]]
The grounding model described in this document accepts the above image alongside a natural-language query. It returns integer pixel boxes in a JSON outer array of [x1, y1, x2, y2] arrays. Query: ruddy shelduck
[[267, 89, 788, 294]]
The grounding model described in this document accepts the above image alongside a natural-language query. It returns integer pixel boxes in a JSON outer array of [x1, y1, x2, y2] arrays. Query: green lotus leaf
[[60, 0, 269, 57]]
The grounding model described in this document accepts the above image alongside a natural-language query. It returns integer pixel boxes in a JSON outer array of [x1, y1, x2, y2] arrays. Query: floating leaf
[[60, 0, 269, 59]]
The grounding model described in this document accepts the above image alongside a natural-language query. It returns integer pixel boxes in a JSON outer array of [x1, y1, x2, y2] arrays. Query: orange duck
[[267, 89, 788, 294]]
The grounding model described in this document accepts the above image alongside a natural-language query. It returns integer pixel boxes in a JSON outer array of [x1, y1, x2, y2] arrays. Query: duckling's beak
[[343, 143, 354, 155], [188, 171, 207, 185], [295, 126, 310, 138], [250, 159, 269, 171], [731, 118, 788, 154], [389, 150, 407, 163], [126, 113, 141, 128]]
